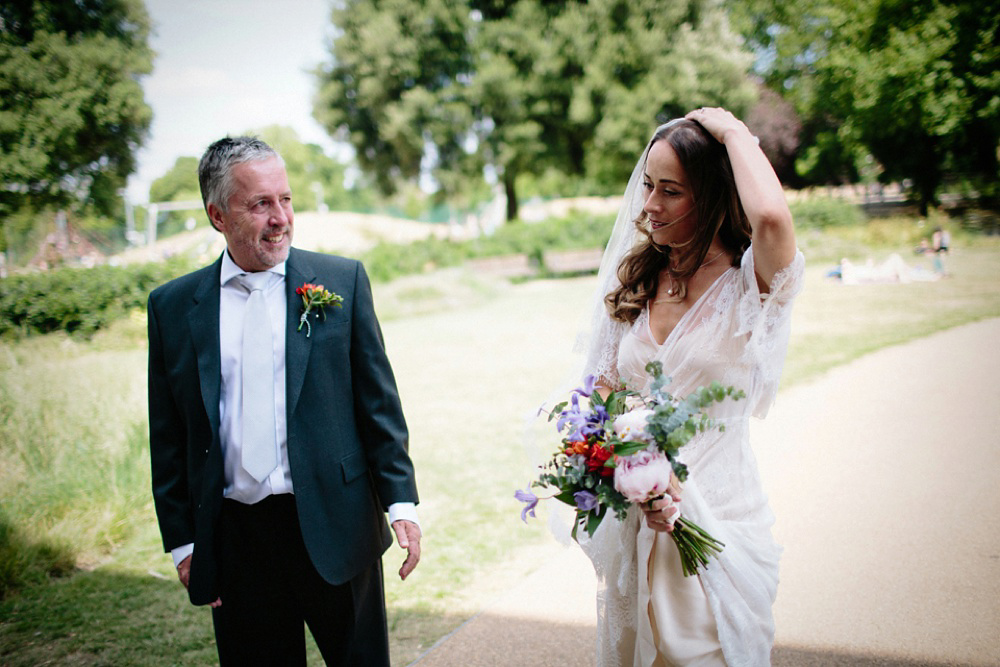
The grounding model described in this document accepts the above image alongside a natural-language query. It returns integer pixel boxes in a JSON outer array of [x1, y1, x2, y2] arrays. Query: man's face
[[209, 157, 294, 272]]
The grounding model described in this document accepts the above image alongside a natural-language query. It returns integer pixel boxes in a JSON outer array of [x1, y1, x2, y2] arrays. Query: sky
[[127, 0, 340, 202]]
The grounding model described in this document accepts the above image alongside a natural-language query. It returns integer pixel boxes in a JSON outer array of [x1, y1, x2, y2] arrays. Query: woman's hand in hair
[[685, 107, 753, 146]]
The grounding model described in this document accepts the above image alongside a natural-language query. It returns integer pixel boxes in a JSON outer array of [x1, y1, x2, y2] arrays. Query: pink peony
[[614, 448, 676, 511]]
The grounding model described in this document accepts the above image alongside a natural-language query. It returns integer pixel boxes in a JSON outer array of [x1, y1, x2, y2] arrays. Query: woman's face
[[642, 139, 697, 248]]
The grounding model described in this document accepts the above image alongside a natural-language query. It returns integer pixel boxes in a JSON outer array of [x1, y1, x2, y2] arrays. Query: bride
[[577, 108, 803, 666]]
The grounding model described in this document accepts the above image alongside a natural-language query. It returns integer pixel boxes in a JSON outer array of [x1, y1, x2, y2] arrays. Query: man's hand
[[391, 520, 421, 581], [176, 555, 222, 608]]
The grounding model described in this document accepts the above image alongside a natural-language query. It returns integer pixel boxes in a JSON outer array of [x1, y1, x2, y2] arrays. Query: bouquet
[[516, 361, 744, 576]]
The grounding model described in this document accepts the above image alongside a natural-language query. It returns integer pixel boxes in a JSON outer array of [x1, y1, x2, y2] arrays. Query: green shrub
[[0, 258, 192, 338], [789, 198, 866, 229], [361, 237, 467, 283], [360, 213, 615, 283]]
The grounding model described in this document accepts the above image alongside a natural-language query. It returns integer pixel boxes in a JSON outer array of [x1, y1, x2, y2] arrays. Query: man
[[147, 136, 420, 666]]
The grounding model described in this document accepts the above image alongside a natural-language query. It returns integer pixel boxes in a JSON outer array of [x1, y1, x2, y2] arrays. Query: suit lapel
[[188, 259, 223, 436], [285, 249, 315, 420]]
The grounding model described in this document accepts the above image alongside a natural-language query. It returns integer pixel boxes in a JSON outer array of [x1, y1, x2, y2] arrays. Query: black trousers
[[211, 495, 389, 666]]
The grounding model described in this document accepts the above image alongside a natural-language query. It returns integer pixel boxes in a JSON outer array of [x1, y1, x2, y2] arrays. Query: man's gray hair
[[198, 136, 283, 216]]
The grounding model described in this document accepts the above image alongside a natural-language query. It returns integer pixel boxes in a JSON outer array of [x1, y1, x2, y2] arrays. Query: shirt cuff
[[171, 543, 194, 569], [388, 502, 420, 529]]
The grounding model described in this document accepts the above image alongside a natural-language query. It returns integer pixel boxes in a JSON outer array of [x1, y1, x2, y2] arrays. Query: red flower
[[586, 443, 614, 477], [296, 283, 343, 336]]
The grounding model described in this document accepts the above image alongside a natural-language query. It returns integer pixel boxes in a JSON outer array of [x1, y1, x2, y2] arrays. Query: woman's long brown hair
[[605, 120, 752, 324]]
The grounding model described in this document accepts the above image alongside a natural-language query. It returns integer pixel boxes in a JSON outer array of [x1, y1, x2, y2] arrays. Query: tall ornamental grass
[[0, 317, 151, 598]]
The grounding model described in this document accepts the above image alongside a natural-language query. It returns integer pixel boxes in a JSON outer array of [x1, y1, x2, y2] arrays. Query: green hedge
[[0, 259, 191, 338], [0, 215, 612, 338], [789, 197, 866, 229], [0, 215, 615, 337], [361, 213, 615, 283]]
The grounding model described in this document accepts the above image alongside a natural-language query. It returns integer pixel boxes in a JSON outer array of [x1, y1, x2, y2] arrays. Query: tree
[[745, 84, 802, 184], [313, 0, 472, 200], [149, 157, 200, 205], [147, 156, 202, 237], [731, 0, 1000, 212], [846, 1, 1000, 211], [314, 0, 757, 221], [0, 0, 153, 219]]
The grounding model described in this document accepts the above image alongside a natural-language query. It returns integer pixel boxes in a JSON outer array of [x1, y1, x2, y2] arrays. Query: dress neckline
[[645, 267, 736, 347]]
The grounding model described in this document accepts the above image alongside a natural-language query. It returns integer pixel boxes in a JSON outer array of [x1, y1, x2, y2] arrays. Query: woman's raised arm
[[686, 107, 797, 290]]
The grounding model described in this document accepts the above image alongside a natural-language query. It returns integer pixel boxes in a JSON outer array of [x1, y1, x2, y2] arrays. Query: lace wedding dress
[[580, 244, 805, 667]]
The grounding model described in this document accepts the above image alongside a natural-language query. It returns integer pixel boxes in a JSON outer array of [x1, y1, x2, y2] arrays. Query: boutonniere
[[295, 283, 343, 337]]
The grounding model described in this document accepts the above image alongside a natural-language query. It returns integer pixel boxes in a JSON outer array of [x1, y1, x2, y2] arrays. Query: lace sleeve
[[735, 244, 805, 418], [580, 315, 628, 388]]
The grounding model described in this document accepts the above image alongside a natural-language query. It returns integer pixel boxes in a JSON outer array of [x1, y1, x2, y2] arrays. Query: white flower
[[614, 448, 676, 511], [613, 408, 654, 443]]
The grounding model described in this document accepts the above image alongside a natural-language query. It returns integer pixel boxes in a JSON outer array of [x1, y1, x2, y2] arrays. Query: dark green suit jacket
[[147, 247, 418, 606]]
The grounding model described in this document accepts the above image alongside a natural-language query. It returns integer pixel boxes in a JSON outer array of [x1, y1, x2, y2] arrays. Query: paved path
[[410, 318, 1000, 667]]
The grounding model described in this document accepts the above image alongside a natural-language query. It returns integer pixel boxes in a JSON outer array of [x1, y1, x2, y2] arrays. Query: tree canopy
[[149, 156, 200, 207], [732, 0, 1000, 212], [0, 0, 153, 218], [314, 0, 757, 220]]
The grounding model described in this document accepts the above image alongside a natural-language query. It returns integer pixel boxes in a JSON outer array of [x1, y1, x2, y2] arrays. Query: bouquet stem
[[671, 517, 725, 577]]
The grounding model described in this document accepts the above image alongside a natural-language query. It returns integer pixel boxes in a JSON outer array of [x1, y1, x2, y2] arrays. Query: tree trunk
[[916, 173, 938, 217], [914, 139, 940, 217], [504, 172, 518, 222]]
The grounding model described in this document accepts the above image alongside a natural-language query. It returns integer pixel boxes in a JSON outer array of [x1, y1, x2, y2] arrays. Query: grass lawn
[[1, 236, 998, 666]]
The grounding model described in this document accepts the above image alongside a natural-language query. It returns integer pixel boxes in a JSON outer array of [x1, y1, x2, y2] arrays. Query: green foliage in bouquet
[[613, 361, 747, 483]]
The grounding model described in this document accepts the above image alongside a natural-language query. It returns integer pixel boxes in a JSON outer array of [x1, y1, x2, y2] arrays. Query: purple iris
[[557, 376, 610, 440], [557, 397, 587, 440], [515, 488, 539, 522], [582, 404, 610, 436], [574, 490, 598, 512], [558, 413, 585, 440], [575, 374, 597, 398]]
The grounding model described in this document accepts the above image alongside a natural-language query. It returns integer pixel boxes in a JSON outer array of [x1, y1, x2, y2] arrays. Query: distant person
[[838, 253, 939, 284], [932, 225, 950, 275], [147, 136, 420, 666], [578, 109, 802, 665]]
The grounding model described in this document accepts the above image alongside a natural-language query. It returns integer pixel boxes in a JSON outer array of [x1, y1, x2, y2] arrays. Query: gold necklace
[[659, 249, 727, 299]]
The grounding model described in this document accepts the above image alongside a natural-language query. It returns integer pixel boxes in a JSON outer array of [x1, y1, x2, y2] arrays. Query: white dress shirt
[[218, 251, 293, 503], [171, 251, 417, 567]]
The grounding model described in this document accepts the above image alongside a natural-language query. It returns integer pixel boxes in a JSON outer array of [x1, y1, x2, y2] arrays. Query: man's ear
[[206, 203, 225, 232]]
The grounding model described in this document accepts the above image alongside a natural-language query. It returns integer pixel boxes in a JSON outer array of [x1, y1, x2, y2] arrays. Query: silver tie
[[239, 272, 277, 482]]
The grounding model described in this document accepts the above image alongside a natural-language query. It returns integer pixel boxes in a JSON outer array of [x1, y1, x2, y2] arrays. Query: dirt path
[[410, 318, 1000, 667]]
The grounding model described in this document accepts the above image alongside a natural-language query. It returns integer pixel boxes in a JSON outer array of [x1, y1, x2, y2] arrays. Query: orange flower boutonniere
[[295, 283, 343, 337]]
